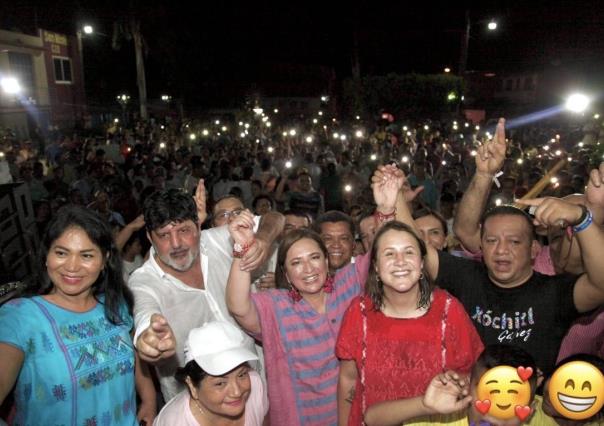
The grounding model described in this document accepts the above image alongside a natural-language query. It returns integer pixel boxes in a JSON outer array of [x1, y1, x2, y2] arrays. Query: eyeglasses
[[215, 208, 244, 220]]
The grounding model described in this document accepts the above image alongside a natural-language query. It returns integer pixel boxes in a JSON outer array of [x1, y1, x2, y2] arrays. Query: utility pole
[[458, 10, 470, 76], [131, 19, 148, 120]]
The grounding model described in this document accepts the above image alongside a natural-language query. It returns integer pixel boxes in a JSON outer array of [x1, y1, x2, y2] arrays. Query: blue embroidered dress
[[0, 296, 137, 426]]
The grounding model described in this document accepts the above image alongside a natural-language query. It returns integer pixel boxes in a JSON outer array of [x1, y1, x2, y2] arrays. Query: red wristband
[[233, 239, 256, 258], [374, 209, 396, 223]]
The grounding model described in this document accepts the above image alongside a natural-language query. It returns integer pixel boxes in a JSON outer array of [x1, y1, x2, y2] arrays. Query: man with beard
[[130, 183, 283, 401]]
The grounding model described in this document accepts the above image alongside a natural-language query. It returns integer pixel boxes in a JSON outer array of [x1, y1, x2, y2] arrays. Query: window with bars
[[53, 57, 72, 83], [8, 52, 35, 95]]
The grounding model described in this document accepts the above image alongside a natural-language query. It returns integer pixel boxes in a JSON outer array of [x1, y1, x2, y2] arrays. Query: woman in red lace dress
[[336, 221, 484, 425]]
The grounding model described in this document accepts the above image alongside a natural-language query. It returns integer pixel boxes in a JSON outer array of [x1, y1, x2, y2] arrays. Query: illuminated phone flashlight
[[318, 111, 323, 116], [543, 145, 550, 151], [471, 150, 477, 156], [238, 121, 243, 126], [578, 142, 584, 147], [289, 129, 296, 136], [465, 122, 469, 127], [340, 134, 347, 141], [475, 125, 480, 130], [265, 122, 271, 127], [356, 115, 360, 120], [403, 126, 408, 131], [256, 139, 260, 144], [160, 125, 165, 130], [262, 116, 269, 122], [0, 152, 4, 159], [189, 133, 196, 140], [550, 138, 556, 143], [495, 198, 502, 206], [555, 150, 562, 156], [274, 108, 279, 113], [407, 131, 412, 136], [355, 130, 363, 138], [551, 177, 559, 185], [240, 132, 246, 138], [114, 118, 119, 123], [215, 120, 220, 125], [127, 147, 131, 152], [567, 156, 573, 162], [312, 118, 318, 124], [370, 154, 377, 161], [268, 146, 274, 153], [460, 134, 464, 138], [285, 161, 292, 169], [344, 184, 352, 192], [402, 155, 409, 163], [282, 131, 288, 137], [517, 158, 523, 164], [221, 126, 227, 132], [244, 123, 250, 129], [306, 136, 313, 143], [453, 125, 458, 130], [332, 118, 337, 122], [202, 129, 209, 136], [333, 132, 339, 139], [556, 134, 560, 139], [441, 160, 447, 166], [159, 142, 166, 149], [424, 125, 429, 130]]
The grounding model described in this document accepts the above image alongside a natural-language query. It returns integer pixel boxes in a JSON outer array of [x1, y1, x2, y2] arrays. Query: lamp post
[[76, 24, 93, 89], [458, 11, 497, 76], [116, 94, 130, 125]]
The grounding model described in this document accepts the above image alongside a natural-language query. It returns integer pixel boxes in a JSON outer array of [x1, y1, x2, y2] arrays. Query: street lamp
[[116, 93, 130, 124], [76, 24, 94, 88], [458, 11, 498, 76]]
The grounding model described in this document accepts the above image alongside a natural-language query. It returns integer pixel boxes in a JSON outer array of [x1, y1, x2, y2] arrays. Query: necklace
[[192, 397, 205, 419]]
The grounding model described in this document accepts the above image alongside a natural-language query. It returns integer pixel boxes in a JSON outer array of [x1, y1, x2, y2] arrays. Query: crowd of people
[[0, 111, 603, 425]]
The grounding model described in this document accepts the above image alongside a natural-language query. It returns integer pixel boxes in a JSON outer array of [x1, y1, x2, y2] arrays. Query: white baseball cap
[[184, 321, 258, 376]]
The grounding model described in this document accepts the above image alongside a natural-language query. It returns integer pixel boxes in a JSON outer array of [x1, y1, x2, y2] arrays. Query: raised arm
[[240, 210, 284, 272], [193, 178, 207, 225], [226, 210, 262, 334], [517, 167, 604, 313], [373, 165, 441, 281], [115, 214, 145, 252], [454, 118, 507, 252]]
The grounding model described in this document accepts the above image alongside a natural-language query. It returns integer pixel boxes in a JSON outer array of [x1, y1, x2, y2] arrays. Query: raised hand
[[136, 313, 176, 362], [129, 214, 146, 231], [372, 164, 404, 211], [194, 179, 207, 225], [476, 118, 507, 176], [422, 371, 472, 415], [516, 197, 585, 228], [228, 209, 255, 245]]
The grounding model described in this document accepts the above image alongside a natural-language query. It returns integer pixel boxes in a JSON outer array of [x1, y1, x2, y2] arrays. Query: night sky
[[4, 0, 604, 108]]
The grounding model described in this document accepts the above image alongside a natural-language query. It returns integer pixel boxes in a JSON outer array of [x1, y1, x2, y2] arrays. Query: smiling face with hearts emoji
[[475, 365, 533, 421]]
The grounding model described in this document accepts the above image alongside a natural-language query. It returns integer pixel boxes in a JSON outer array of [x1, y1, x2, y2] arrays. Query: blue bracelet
[[572, 207, 593, 233]]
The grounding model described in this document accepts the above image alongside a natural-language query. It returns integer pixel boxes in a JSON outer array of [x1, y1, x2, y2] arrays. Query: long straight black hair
[[33, 205, 133, 324]]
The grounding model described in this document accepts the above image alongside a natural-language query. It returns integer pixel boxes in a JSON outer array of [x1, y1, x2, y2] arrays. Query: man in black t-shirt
[[379, 118, 604, 379]]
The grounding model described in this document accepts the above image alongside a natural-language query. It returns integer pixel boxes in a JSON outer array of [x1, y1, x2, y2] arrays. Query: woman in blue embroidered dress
[[0, 205, 138, 425]]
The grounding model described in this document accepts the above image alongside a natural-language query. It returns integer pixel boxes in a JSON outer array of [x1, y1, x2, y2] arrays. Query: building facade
[[0, 28, 85, 138]]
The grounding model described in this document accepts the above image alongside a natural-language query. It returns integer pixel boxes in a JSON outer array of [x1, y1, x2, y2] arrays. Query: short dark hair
[[472, 344, 538, 398], [314, 210, 354, 236], [143, 189, 198, 232], [275, 228, 328, 290], [252, 194, 275, 211], [480, 205, 535, 239], [35, 205, 133, 325], [175, 360, 208, 387], [413, 208, 448, 236], [283, 210, 312, 226], [365, 221, 431, 310]]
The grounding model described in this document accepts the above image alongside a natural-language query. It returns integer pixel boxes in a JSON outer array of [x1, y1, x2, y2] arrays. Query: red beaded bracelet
[[233, 239, 256, 258], [374, 209, 396, 222]]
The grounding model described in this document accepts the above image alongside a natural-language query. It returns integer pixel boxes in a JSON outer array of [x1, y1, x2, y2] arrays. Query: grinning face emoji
[[547, 361, 604, 420], [476, 366, 532, 420]]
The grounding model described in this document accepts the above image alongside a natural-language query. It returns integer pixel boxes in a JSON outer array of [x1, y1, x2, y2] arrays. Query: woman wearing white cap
[[153, 321, 268, 426]]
